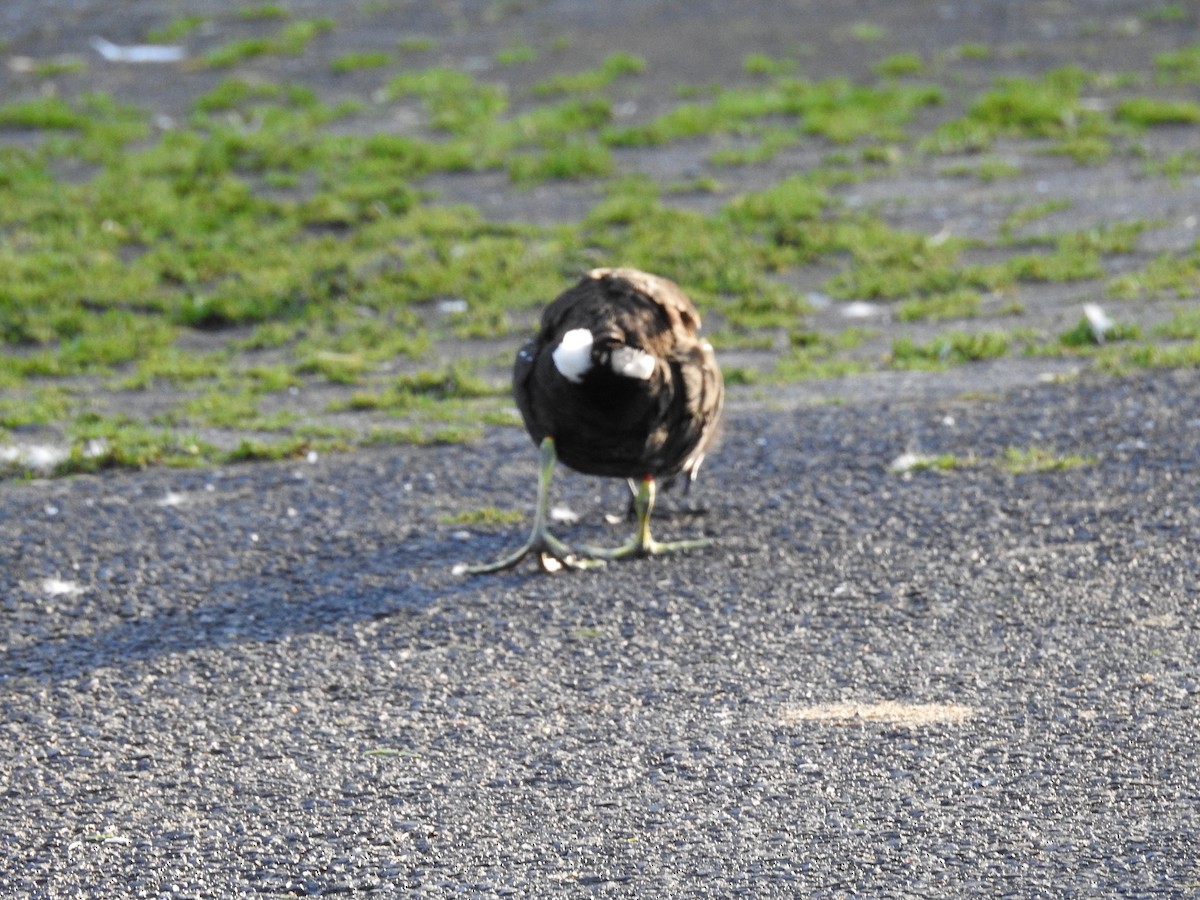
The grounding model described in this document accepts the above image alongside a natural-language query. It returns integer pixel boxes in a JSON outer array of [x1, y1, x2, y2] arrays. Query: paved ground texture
[[4, 0, 1200, 897], [4, 365, 1200, 896]]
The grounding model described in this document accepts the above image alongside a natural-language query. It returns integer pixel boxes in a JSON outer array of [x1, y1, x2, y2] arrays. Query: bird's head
[[552, 328, 656, 384]]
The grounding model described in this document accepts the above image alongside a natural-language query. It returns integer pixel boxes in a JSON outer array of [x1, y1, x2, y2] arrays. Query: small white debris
[[437, 298, 468, 315], [91, 37, 185, 64], [306, 450, 319, 464], [1083, 303, 1115, 343], [44, 504, 59, 517], [888, 451, 936, 473], [286, 507, 298, 518], [451, 562, 470, 576], [781, 700, 975, 726], [250, 533, 259, 543], [157, 491, 187, 507], [43, 578, 84, 597], [941, 415, 956, 427], [550, 505, 580, 525], [0, 444, 69, 472], [841, 301, 880, 319], [451, 530, 473, 541]]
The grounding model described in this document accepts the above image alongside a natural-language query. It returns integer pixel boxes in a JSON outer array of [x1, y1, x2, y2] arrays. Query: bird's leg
[[456, 437, 602, 575], [585, 475, 713, 560]]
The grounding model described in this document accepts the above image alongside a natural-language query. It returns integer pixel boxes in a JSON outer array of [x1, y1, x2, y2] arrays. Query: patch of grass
[[1115, 97, 1200, 126], [532, 52, 645, 96], [1000, 446, 1097, 474], [890, 331, 1013, 369], [180, 388, 270, 429], [1148, 6, 1187, 21], [330, 51, 391, 73], [275, 18, 336, 54], [744, 54, 795, 76], [1153, 306, 1200, 340], [953, 43, 992, 61], [923, 66, 1117, 158], [507, 140, 614, 183], [397, 36, 437, 53], [200, 18, 334, 68], [1100, 339, 1200, 372], [200, 38, 277, 69], [30, 57, 88, 77], [331, 368, 504, 414], [440, 506, 525, 526], [970, 67, 1087, 135], [1060, 315, 1139, 347], [1145, 149, 1200, 182], [772, 330, 872, 381], [0, 97, 90, 130], [822, 224, 974, 301], [147, 16, 208, 42], [976, 158, 1023, 181], [999, 247, 1105, 283], [849, 22, 887, 41], [897, 289, 982, 322], [4, 39, 1197, 479], [1107, 250, 1200, 299], [0, 388, 77, 428], [237, 4, 289, 19], [58, 415, 215, 473], [873, 53, 925, 78], [497, 43, 537, 65], [386, 68, 508, 133], [709, 128, 799, 166], [224, 436, 316, 464], [1155, 45, 1200, 85], [895, 453, 967, 473], [999, 199, 1072, 241]]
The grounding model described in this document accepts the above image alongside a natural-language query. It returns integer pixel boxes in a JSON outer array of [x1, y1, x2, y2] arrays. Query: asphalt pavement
[[3, 365, 1199, 896], [3, 0, 1200, 894]]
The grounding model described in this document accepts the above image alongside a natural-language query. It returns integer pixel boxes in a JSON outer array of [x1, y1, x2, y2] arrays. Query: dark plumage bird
[[461, 267, 724, 574]]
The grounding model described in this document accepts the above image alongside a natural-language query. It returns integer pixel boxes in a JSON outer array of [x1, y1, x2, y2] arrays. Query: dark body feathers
[[514, 268, 723, 482]]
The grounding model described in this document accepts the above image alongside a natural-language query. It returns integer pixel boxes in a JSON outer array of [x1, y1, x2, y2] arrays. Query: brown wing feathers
[[513, 268, 723, 482]]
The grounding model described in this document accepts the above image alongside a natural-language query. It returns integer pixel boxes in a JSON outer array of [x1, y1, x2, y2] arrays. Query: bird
[[460, 267, 724, 574]]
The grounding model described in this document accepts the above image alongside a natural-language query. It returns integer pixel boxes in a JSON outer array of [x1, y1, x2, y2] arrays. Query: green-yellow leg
[[584, 475, 713, 560], [456, 437, 602, 575]]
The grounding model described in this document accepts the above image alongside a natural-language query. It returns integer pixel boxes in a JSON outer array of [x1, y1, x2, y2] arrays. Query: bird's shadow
[[1, 532, 486, 685], [1, 444, 722, 685]]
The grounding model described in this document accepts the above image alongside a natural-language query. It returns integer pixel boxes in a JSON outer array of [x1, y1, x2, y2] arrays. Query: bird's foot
[[582, 534, 713, 561], [455, 529, 605, 575]]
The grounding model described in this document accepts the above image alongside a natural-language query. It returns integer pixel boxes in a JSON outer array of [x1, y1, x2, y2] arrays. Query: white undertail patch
[[610, 346, 655, 380], [552, 328, 594, 383]]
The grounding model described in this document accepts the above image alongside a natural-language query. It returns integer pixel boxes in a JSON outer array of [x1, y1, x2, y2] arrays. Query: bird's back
[[514, 268, 723, 481]]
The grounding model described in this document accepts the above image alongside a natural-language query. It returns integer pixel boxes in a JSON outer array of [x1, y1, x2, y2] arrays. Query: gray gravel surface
[[4, 0, 1200, 895], [3, 367, 1199, 897]]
